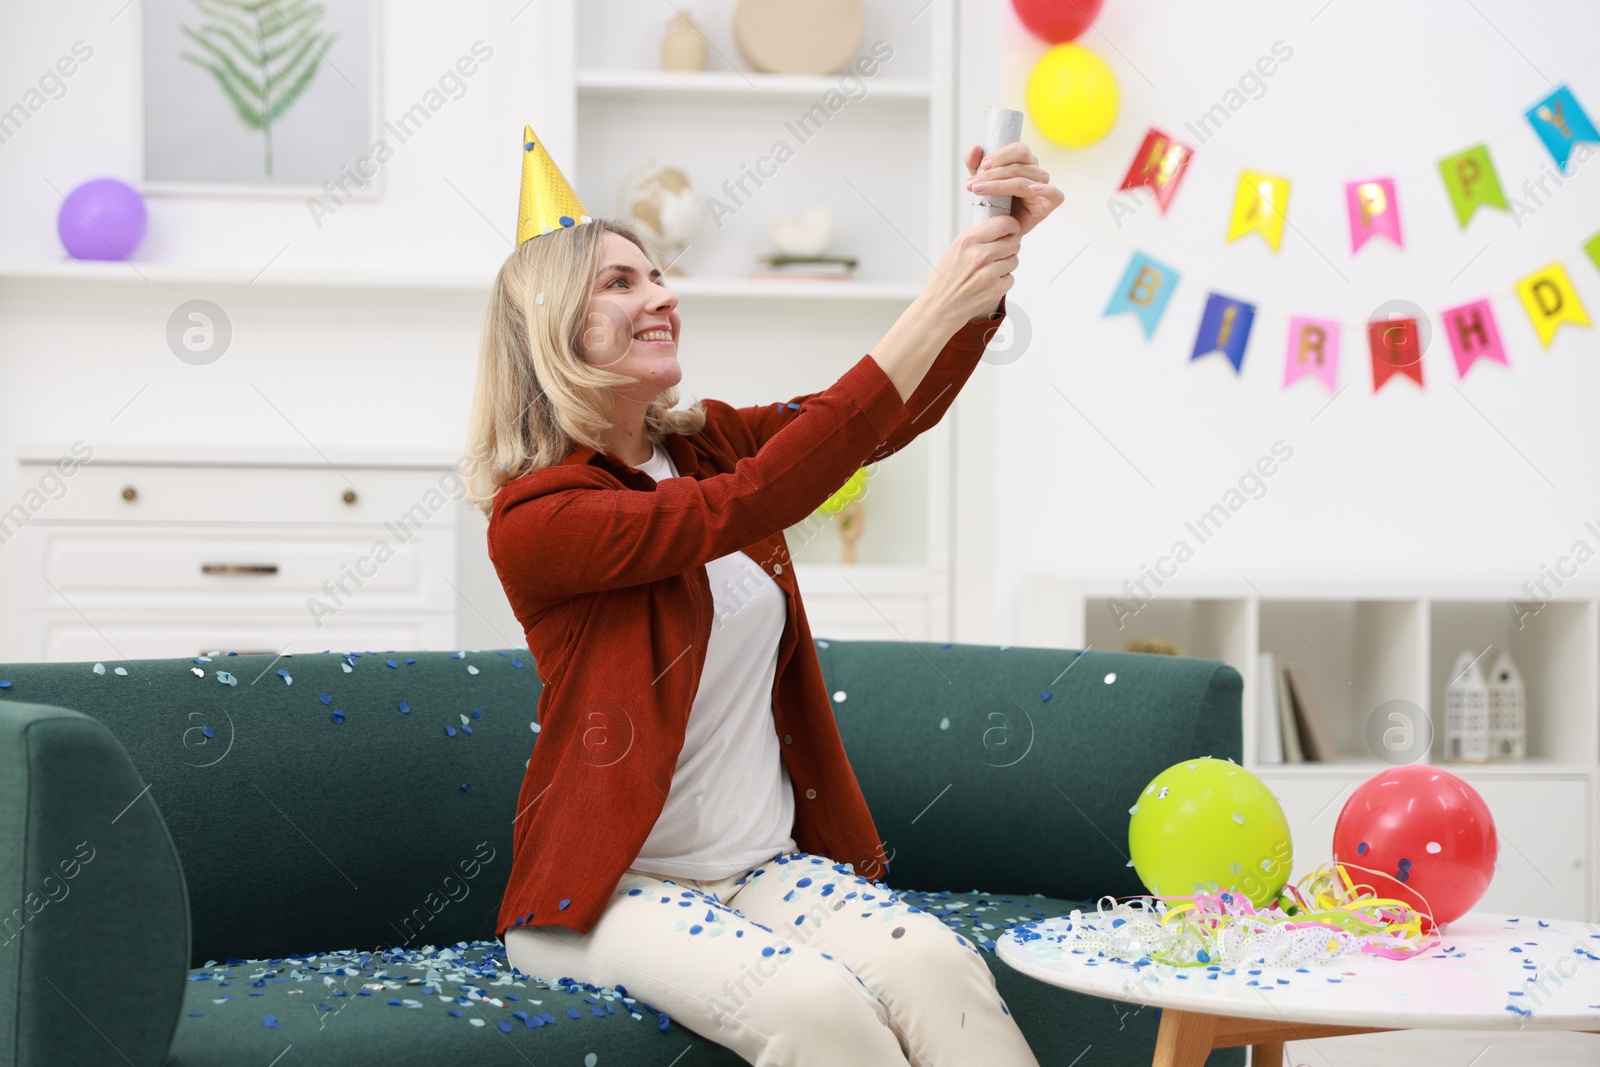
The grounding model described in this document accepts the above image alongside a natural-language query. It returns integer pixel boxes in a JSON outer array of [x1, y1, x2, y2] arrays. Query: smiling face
[[580, 232, 682, 404]]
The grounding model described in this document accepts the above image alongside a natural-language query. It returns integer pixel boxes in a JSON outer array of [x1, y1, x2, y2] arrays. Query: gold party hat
[[517, 123, 591, 244]]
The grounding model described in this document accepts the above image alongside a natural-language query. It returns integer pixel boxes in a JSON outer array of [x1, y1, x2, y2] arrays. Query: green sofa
[[0, 639, 1244, 1067]]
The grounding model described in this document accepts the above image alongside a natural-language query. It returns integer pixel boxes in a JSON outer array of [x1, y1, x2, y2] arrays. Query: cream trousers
[[503, 849, 1042, 1067]]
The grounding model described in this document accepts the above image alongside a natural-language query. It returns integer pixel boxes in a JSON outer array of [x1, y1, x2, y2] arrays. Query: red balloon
[[1331, 765, 1497, 930], [1011, 0, 1105, 43]]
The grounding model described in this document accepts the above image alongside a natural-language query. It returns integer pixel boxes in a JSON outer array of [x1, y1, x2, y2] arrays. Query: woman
[[463, 137, 1062, 1066]]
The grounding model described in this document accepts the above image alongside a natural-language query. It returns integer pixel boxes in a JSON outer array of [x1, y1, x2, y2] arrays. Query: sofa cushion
[[162, 889, 1241, 1067]]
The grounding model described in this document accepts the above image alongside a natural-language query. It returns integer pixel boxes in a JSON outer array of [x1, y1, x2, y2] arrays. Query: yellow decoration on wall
[[1226, 170, 1291, 252], [1515, 262, 1591, 347]]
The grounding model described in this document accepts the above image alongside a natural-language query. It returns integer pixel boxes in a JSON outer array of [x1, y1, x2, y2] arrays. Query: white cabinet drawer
[[21, 461, 462, 526], [801, 595, 929, 641], [792, 564, 937, 642], [8, 611, 456, 662], [11, 525, 455, 613]]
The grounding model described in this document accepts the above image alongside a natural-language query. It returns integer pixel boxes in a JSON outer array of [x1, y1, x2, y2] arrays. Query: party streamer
[[1009, 862, 1436, 969]]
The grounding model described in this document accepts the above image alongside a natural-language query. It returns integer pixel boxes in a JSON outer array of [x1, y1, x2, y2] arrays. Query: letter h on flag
[[1118, 128, 1194, 213]]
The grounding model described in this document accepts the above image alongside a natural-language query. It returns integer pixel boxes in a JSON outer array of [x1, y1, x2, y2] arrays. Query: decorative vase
[[661, 11, 708, 71], [837, 499, 864, 564]]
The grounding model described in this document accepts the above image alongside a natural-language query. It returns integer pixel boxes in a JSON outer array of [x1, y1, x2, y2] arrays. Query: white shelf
[[15, 441, 460, 469], [577, 68, 932, 102], [1253, 759, 1594, 778], [556, 0, 961, 636], [1067, 583, 1599, 922], [666, 277, 919, 301], [0, 262, 923, 303], [0, 260, 495, 290]]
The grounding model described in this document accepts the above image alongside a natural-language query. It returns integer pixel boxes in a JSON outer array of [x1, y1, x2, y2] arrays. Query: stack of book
[[750, 254, 858, 281], [1255, 650, 1338, 763]]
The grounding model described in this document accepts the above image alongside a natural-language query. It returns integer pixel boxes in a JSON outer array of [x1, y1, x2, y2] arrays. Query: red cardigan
[[488, 296, 1007, 938]]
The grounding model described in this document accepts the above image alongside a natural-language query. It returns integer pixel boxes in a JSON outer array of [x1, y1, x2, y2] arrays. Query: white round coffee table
[[997, 910, 1600, 1067]]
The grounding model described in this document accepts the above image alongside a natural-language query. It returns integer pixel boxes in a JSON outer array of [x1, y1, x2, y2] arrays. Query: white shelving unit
[[1046, 578, 1598, 923], [548, 0, 966, 641]]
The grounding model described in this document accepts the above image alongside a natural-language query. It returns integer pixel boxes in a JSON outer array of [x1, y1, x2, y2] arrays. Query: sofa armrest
[[0, 700, 190, 1067]]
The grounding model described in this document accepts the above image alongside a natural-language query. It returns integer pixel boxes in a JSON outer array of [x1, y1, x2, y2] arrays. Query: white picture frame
[[138, 0, 383, 199]]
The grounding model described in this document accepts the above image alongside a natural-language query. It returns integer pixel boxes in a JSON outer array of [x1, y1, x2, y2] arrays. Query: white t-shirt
[[627, 440, 800, 879]]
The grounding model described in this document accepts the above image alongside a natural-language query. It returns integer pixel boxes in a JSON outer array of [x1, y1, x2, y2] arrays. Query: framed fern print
[[140, 0, 380, 196]]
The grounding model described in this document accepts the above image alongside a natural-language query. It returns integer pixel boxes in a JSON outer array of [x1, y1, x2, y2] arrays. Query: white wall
[[0, 1, 544, 276], [0, 1, 555, 647], [6, 1, 1599, 653], [994, 0, 1600, 640]]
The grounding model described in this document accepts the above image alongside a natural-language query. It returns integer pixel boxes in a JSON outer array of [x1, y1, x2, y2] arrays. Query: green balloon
[[1127, 757, 1293, 907]]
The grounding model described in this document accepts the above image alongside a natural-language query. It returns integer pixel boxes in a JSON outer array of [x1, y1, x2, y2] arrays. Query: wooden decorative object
[[661, 10, 708, 71], [837, 499, 864, 564], [733, 0, 865, 75]]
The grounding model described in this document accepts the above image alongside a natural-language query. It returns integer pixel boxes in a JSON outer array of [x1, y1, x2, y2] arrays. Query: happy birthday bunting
[[1516, 262, 1591, 346], [1118, 128, 1195, 213], [1345, 178, 1403, 252], [1226, 171, 1290, 251], [1284, 316, 1340, 392], [1368, 316, 1424, 391], [1438, 144, 1508, 228], [1585, 230, 1600, 275], [1104, 250, 1180, 338], [1441, 300, 1508, 379], [1525, 85, 1600, 171], [1191, 293, 1255, 373]]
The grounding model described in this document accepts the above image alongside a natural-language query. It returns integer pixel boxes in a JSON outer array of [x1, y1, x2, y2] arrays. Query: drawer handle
[[343, 489, 358, 505], [121, 486, 137, 502], [201, 563, 280, 576]]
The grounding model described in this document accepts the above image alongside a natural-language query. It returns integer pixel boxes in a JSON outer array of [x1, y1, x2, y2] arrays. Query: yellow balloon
[[1026, 43, 1119, 148]]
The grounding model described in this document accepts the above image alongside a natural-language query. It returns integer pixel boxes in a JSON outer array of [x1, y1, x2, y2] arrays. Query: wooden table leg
[[1250, 1040, 1284, 1066], [1153, 1009, 1218, 1067]]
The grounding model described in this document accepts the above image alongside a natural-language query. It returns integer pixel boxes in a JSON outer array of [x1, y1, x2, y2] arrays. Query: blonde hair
[[463, 218, 705, 516]]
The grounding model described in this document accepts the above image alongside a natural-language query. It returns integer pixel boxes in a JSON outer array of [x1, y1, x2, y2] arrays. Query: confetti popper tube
[[971, 106, 1024, 227]]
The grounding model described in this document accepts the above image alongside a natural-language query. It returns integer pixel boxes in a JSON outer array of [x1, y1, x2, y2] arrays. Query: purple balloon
[[58, 178, 147, 261]]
